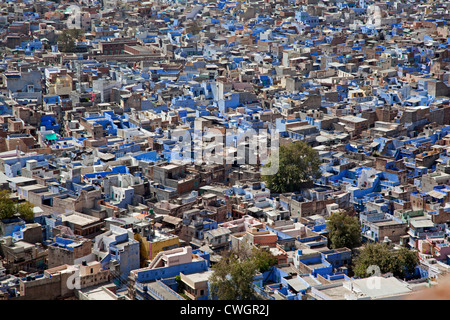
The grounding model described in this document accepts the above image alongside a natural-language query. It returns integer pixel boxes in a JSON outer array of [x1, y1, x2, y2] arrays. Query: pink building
[[219, 215, 264, 233], [418, 238, 450, 262], [230, 227, 278, 251]]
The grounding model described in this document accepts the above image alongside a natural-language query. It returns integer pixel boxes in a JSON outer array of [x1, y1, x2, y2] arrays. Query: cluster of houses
[[0, 0, 450, 300]]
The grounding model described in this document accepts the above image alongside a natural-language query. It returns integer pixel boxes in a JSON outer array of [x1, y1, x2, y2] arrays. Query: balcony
[[425, 231, 446, 239], [408, 230, 445, 239]]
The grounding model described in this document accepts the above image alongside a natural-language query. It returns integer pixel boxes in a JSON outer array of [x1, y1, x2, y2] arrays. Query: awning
[[427, 190, 446, 199], [162, 215, 182, 225], [286, 277, 309, 293], [316, 136, 331, 143], [45, 133, 57, 141]]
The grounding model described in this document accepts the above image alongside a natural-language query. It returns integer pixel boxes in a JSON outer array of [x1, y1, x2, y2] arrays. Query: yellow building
[[134, 233, 150, 268], [148, 230, 180, 261], [134, 228, 180, 267]]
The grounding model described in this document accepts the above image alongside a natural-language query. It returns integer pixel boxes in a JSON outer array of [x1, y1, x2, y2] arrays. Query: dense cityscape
[[0, 0, 450, 302]]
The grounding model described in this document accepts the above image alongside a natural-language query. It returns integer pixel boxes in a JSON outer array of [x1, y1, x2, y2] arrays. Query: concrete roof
[[373, 220, 404, 227], [162, 215, 182, 225], [348, 277, 412, 299], [410, 218, 434, 229], [340, 115, 368, 123], [19, 184, 47, 191], [316, 284, 350, 300], [62, 212, 101, 226], [427, 190, 446, 199], [286, 277, 309, 292], [206, 227, 231, 237], [7, 177, 36, 183], [146, 281, 183, 300], [182, 270, 214, 284], [300, 275, 320, 286], [79, 285, 118, 300]]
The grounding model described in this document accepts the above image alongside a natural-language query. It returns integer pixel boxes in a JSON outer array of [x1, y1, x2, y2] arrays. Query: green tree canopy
[[57, 28, 84, 52], [189, 21, 202, 35], [354, 243, 419, 279], [0, 190, 34, 222], [209, 247, 278, 300], [261, 141, 322, 193], [326, 210, 361, 250], [395, 247, 420, 277], [252, 247, 278, 273], [209, 251, 258, 300]]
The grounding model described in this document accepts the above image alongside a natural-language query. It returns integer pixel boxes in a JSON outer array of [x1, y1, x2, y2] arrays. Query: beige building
[[61, 212, 104, 238], [180, 270, 213, 300], [17, 262, 111, 300], [310, 276, 423, 300], [47, 236, 92, 269], [338, 115, 369, 136], [48, 72, 73, 96], [78, 261, 111, 289], [0, 236, 47, 274]]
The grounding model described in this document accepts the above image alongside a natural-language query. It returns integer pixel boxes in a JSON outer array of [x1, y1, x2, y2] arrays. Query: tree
[[189, 21, 202, 35], [175, 274, 186, 294], [209, 250, 258, 300], [390, 247, 419, 279], [0, 190, 34, 222], [57, 31, 75, 53], [353, 243, 392, 278], [57, 29, 84, 53], [0, 190, 16, 220], [252, 247, 278, 273], [326, 210, 361, 250], [353, 243, 419, 279], [16, 201, 34, 221], [261, 141, 322, 193], [208, 247, 277, 300]]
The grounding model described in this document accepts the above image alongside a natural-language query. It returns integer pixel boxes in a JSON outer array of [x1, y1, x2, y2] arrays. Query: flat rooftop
[[349, 277, 412, 299], [300, 275, 320, 286], [19, 184, 47, 191], [340, 115, 368, 123], [286, 277, 309, 292], [316, 284, 349, 300], [182, 270, 214, 284], [79, 285, 118, 300], [374, 220, 404, 227], [162, 164, 178, 170], [7, 177, 36, 183], [62, 212, 101, 226], [410, 218, 434, 229], [307, 262, 329, 270]]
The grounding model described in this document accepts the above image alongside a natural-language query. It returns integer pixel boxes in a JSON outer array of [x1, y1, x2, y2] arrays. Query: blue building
[[131, 246, 210, 300], [295, 10, 319, 28], [94, 225, 140, 282]]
